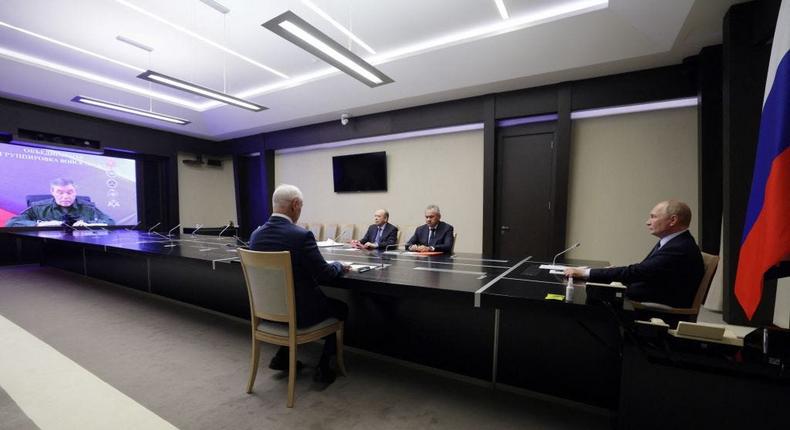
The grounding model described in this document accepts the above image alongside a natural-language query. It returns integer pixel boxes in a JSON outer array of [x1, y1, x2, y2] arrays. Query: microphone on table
[[147, 222, 161, 233], [218, 222, 231, 238], [380, 243, 399, 268], [167, 224, 181, 237], [553, 242, 581, 266], [191, 224, 203, 237], [233, 235, 250, 248]]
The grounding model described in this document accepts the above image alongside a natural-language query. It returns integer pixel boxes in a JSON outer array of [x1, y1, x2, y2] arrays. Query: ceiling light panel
[[71, 95, 191, 125], [138, 70, 267, 111], [263, 11, 393, 88]]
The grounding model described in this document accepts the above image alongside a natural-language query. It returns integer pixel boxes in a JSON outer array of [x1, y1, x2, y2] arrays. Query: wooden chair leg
[[246, 337, 260, 393], [287, 344, 297, 408], [336, 324, 347, 376]]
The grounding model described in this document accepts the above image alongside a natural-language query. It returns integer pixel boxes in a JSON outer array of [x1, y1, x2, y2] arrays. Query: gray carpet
[[0, 265, 610, 429]]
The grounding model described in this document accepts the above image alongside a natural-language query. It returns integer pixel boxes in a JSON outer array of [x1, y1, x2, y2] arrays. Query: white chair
[[307, 224, 323, 240], [238, 249, 347, 407], [325, 224, 339, 241], [337, 224, 354, 242]]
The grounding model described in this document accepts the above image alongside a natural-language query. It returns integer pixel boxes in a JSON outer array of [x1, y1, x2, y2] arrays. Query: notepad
[[317, 239, 344, 247], [545, 293, 565, 301]]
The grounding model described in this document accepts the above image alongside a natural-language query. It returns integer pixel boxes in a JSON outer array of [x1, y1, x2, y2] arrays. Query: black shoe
[[313, 365, 337, 384], [268, 354, 303, 373]]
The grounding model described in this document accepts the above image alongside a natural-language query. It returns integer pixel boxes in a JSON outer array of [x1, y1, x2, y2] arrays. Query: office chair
[[337, 224, 354, 242], [307, 223, 323, 241], [238, 249, 346, 407], [631, 252, 720, 324]]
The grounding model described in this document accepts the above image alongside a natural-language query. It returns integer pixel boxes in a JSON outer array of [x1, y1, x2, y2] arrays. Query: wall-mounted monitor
[[0, 142, 138, 228], [332, 151, 387, 192]]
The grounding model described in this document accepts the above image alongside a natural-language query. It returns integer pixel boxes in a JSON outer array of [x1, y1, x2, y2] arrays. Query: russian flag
[[735, 1, 790, 320]]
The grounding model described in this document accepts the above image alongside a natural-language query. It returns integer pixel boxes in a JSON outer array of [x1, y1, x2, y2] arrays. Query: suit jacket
[[249, 215, 343, 327], [588, 230, 704, 308], [359, 222, 398, 249], [405, 221, 455, 253]]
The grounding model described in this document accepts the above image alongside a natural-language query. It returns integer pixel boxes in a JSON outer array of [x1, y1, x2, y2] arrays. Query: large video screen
[[0, 143, 138, 227]]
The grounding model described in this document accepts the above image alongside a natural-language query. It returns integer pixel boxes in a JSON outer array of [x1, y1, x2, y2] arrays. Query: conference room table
[[4, 229, 626, 409]]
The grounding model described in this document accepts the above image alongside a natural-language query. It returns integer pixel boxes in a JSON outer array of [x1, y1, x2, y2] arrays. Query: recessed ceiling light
[[263, 11, 393, 88], [570, 97, 698, 119], [301, 0, 377, 55], [495, 0, 510, 20], [71, 96, 190, 125], [199, 0, 229, 15], [137, 70, 266, 111], [0, 46, 203, 110], [115, 0, 289, 79]]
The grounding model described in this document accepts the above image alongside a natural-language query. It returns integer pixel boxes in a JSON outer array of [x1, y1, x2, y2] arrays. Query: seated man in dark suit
[[249, 184, 349, 384], [405, 204, 455, 253], [6, 178, 115, 227], [564, 200, 704, 309], [351, 208, 398, 250]]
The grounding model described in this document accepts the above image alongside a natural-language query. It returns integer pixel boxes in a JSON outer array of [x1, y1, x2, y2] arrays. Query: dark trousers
[[277, 297, 348, 359], [322, 298, 348, 357]]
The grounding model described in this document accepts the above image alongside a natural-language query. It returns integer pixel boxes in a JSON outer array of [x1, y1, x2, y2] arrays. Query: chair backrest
[[338, 224, 354, 242], [308, 224, 323, 240], [26, 194, 91, 207], [325, 224, 339, 241], [451, 231, 458, 253], [691, 252, 720, 312], [237, 248, 294, 323], [397, 225, 414, 244]]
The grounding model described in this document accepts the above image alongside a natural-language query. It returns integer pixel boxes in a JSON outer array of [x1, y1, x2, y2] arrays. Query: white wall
[[275, 130, 484, 253], [566, 107, 699, 265], [177, 153, 237, 230]]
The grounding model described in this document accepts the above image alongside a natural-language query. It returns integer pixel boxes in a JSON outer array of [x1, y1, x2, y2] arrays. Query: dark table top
[[11, 230, 620, 307]]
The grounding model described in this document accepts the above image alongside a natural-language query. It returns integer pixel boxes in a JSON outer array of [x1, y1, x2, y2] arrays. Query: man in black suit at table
[[405, 204, 455, 253], [249, 184, 349, 384], [351, 209, 398, 250], [564, 200, 704, 308]]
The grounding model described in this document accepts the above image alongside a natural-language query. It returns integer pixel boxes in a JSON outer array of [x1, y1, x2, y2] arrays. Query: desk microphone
[[125, 221, 141, 232], [148, 222, 161, 233], [553, 242, 581, 266], [233, 235, 250, 248], [191, 224, 203, 237], [218, 222, 231, 238], [380, 243, 399, 268], [167, 224, 181, 237]]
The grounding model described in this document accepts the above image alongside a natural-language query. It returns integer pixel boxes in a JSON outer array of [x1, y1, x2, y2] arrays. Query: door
[[495, 128, 555, 259]]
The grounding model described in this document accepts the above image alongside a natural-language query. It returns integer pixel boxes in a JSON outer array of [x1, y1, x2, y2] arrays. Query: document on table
[[317, 239, 345, 247]]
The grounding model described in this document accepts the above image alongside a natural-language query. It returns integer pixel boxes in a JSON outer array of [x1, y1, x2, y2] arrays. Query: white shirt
[[271, 213, 293, 223]]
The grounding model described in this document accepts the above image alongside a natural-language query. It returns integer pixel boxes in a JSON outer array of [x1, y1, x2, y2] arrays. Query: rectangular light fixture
[[71, 96, 190, 125], [570, 97, 699, 119], [137, 70, 267, 112], [262, 11, 393, 88], [494, 0, 510, 20]]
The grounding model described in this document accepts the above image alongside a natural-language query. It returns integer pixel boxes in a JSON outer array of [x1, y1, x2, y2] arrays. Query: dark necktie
[[428, 228, 436, 246]]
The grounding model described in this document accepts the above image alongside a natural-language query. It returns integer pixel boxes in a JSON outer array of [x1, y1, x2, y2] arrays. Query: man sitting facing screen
[[405, 204, 455, 253], [563, 200, 704, 309], [351, 209, 398, 250], [5, 178, 115, 227]]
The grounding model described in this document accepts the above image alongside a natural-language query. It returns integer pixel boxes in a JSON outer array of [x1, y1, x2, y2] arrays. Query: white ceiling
[[0, 0, 741, 141]]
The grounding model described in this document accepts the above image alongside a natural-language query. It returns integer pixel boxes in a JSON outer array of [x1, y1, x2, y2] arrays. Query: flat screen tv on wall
[[332, 151, 387, 192]]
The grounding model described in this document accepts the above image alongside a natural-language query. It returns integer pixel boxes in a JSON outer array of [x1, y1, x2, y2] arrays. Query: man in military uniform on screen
[[5, 178, 115, 227]]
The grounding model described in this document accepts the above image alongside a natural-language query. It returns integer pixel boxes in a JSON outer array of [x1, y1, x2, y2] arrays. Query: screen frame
[[332, 151, 388, 193]]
